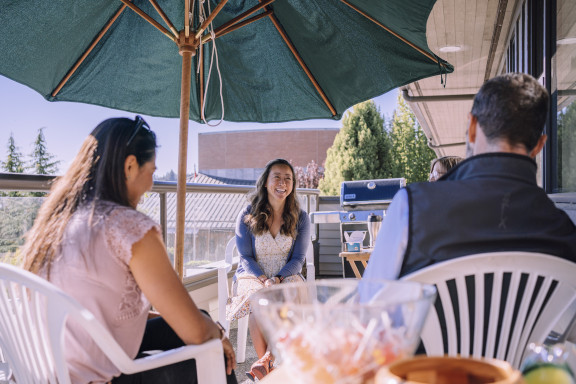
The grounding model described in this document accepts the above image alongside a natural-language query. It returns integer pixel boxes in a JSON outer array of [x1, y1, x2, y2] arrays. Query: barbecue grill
[[310, 178, 406, 277]]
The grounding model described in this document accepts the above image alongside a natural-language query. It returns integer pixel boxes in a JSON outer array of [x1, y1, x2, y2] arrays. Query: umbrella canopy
[[0, 0, 451, 123], [0, 0, 452, 277]]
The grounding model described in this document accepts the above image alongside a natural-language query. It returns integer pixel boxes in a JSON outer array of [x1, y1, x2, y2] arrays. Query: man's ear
[[467, 113, 477, 143], [529, 135, 547, 158]]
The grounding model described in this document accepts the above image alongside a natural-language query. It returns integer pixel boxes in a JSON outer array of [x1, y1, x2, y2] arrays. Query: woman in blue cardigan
[[227, 158, 310, 381]]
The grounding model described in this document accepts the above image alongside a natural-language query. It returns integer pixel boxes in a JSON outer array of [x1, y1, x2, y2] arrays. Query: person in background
[[428, 155, 463, 182], [227, 158, 310, 381], [21, 116, 237, 384], [363, 72, 576, 282]]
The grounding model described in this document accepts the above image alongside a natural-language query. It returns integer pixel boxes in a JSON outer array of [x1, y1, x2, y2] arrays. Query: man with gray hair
[[364, 73, 576, 281]]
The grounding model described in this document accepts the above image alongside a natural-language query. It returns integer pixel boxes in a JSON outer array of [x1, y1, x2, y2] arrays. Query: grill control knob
[[349, 213, 356, 221]]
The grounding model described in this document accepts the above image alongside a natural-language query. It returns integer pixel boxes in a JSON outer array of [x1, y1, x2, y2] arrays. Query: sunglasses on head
[[126, 115, 151, 147]]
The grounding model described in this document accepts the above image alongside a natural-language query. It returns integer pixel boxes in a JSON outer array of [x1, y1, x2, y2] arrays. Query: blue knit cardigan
[[233, 205, 310, 280]]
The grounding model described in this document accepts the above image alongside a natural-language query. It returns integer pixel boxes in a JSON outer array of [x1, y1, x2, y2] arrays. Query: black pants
[[112, 316, 238, 384]]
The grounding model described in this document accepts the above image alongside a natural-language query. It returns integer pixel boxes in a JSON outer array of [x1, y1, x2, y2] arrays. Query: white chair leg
[[237, 315, 249, 363], [217, 268, 231, 337]]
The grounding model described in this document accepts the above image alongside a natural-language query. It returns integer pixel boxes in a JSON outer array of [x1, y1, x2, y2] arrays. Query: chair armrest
[[215, 261, 233, 274], [127, 339, 225, 374], [306, 262, 315, 282]]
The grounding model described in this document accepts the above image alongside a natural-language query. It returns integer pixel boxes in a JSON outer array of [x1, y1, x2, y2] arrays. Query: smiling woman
[[226, 158, 311, 381]]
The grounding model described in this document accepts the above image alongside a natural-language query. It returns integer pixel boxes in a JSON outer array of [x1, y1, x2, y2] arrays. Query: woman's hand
[[214, 321, 236, 374], [257, 275, 267, 284], [265, 276, 282, 287], [221, 336, 237, 375]]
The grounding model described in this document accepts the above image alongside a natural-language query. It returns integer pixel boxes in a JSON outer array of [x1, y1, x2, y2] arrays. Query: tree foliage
[[27, 128, 60, 197], [29, 127, 60, 175], [387, 94, 436, 183], [1, 134, 26, 197], [0, 197, 43, 260], [558, 101, 576, 192], [1, 133, 25, 174], [155, 169, 177, 181], [319, 101, 392, 195], [294, 160, 324, 189]]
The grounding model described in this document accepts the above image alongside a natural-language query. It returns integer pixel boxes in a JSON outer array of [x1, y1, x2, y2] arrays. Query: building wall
[[199, 128, 338, 179]]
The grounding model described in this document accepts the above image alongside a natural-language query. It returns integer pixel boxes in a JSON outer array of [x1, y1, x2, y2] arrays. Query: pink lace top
[[44, 200, 160, 383]]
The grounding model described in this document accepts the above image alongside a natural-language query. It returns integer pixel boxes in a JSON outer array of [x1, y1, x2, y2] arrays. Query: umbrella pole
[[176, 35, 196, 280]]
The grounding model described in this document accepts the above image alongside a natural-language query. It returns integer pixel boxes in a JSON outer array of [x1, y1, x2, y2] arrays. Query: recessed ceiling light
[[439, 45, 462, 53], [557, 37, 576, 45]]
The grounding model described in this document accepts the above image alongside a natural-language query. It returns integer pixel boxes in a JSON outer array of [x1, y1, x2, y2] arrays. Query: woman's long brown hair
[[21, 117, 156, 276], [245, 159, 300, 238]]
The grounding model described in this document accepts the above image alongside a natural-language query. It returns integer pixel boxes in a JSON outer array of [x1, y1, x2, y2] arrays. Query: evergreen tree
[[387, 93, 436, 184], [155, 169, 177, 181], [29, 127, 60, 175], [1, 133, 25, 173], [28, 127, 60, 197], [1, 133, 26, 197], [319, 100, 392, 195]]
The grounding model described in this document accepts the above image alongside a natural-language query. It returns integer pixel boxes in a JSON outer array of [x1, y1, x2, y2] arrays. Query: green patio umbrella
[[0, 0, 452, 278]]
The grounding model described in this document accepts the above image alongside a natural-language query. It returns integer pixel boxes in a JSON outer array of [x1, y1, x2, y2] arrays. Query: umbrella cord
[[435, 54, 448, 88], [198, 0, 225, 127]]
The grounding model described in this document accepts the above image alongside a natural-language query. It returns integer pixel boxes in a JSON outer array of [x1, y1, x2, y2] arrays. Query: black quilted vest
[[400, 153, 576, 277]]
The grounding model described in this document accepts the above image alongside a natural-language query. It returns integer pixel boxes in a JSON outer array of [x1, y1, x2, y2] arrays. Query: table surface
[[339, 249, 372, 278], [339, 250, 372, 260]]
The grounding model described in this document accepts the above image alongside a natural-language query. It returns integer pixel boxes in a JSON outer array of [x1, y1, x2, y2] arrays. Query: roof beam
[[402, 88, 475, 102]]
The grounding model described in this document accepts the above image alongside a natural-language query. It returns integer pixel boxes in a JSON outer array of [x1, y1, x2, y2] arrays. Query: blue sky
[[0, 75, 399, 176]]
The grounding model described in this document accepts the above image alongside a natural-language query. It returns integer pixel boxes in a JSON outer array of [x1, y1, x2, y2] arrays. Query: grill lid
[[340, 178, 406, 210]]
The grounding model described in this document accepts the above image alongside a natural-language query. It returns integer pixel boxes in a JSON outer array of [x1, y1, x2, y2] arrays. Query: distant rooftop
[[140, 172, 254, 231], [189, 173, 255, 186]]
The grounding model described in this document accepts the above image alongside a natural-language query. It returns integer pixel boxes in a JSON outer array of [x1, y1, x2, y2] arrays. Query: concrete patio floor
[[228, 323, 259, 384]]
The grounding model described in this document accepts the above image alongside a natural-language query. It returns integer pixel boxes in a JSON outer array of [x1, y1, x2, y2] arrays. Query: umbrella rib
[[195, 0, 229, 40], [51, 4, 128, 97], [199, 44, 204, 117], [118, 0, 176, 42], [263, 8, 337, 116], [341, 0, 445, 67], [185, 0, 191, 38], [213, 0, 275, 36], [201, 11, 271, 44], [149, 0, 180, 39]]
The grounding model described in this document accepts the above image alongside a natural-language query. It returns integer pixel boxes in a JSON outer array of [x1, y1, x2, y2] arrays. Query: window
[[556, 0, 576, 192]]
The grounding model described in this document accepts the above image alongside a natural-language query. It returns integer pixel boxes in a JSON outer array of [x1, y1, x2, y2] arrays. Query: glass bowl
[[251, 278, 436, 384]]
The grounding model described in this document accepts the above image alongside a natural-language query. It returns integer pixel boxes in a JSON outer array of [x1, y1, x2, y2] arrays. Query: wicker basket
[[375, 356, 524, 384]]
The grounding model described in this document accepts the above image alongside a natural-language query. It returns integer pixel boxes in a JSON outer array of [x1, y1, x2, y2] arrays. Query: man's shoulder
[[404, 181, 441, 196]]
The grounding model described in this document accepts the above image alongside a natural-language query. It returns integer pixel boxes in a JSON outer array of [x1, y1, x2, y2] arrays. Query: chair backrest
[[402, 252, 576, 368], [0, 263, 226, 383], [224, 236, 236, 268], [0, 263, 116, 383]]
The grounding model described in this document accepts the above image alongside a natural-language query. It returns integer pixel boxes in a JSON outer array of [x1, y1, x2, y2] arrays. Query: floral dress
[[226, 231, 304, 321]]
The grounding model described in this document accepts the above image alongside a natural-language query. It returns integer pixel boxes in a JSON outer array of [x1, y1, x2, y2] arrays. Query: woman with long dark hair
[[227, 158, 311, 381], [22, 116, 236, 384]]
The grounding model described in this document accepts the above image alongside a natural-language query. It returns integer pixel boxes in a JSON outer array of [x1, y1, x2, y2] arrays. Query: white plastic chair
[[0, 263, 226, 384], [402, 252, 576, 368], [217, 236, 315, 363]]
